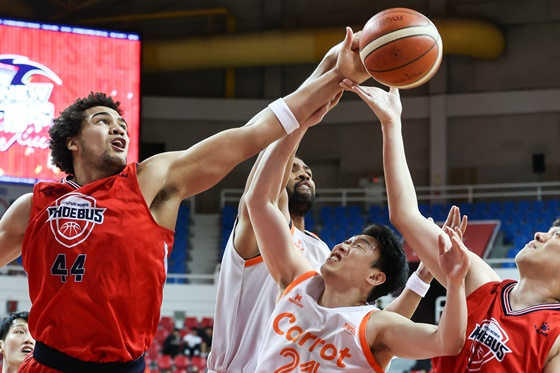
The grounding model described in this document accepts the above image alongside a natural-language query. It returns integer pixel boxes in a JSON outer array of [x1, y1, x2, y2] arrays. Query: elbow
[[446, 334, 466, 356], [244, 189, 257, 213]]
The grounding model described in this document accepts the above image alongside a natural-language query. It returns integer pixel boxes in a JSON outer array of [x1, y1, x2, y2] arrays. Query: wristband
[[406, 272, 431, 297], [268, 98, 300, 135]]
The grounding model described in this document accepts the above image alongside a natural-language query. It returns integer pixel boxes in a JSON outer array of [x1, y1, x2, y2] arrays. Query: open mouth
[[328, 252, 342, 262], [111, 138, 126, 149], [21, 346, 33, 354]]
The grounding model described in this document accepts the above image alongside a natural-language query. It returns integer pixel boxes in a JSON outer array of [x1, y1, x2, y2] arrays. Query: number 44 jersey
[[22, 163, 174, 363]]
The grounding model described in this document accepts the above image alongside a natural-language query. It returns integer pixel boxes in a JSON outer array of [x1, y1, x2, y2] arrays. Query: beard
[[80, 139, 126, 175], [287, 182, 316, 217]]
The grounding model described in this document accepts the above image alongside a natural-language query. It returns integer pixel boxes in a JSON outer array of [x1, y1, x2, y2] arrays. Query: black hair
[[362, 224, 409, 303], [0, 311, 29, 340], [48, 92, 122, 175]]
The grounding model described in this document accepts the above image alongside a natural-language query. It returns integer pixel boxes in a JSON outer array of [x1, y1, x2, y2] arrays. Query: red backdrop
[[0, 19, 141, 183]]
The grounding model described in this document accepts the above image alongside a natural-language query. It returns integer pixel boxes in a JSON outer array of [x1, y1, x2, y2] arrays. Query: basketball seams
[[364, 39, 439, 73], [393, 37, 442, 89], [359, 24, 440, 61]]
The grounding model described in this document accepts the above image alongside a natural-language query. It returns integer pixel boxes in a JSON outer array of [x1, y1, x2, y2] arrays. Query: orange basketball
[[359, 8, 443, 89]]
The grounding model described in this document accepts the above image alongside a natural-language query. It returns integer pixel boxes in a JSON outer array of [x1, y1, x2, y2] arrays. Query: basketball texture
[[359, 8, 443, 89]]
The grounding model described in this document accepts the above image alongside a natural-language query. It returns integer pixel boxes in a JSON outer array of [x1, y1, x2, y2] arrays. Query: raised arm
[[340, 79, 500, 295], [369, 227, 469, 366], [0, 193, 32, 267], [245, 127, 315, 290], [137, 28, 362, 231], [233, 32, 348, 259]]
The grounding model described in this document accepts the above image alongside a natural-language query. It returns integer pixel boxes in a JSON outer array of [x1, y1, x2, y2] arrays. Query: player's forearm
[[382, 120, 419, 226], [384, 288, 422, 319], [382, 121, 449, 285], [434, 279, 467, 355], [284, 69, 344, 128]]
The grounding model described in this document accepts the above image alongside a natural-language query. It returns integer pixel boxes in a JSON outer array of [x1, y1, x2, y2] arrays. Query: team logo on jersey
[[535, 321, 550, 337], [467, 318, 512, 371], [294, 237, 305, 252], [46, 192, 106, 248], [288, 293, 304, 308], [342, 322, 357, 336]]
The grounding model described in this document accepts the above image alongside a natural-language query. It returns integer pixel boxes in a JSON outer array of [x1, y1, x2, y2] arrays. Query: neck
[[290, 213, 305, 232], [318, 279, 368, 308], [509, 278, 560, 310], [3, 362, 18, 373], [71, 166, 122, 186]]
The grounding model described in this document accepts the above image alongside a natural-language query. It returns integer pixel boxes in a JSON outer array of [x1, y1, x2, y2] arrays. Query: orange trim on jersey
[[280, 270, 318, 299], [359, 310, 384, 373], [244, 221, 297, 268], [244, 255, 264, 267]]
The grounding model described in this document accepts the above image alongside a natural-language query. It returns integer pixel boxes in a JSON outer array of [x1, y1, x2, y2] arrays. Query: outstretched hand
[[438, 226, 470, 284], [335, 27, 371, 85], [443, 205, 468, 239], [340, 79, 402, 124]]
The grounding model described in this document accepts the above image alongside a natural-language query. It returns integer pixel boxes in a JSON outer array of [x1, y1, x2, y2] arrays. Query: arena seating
[[220, 197, 560, 268], [147, 316, 213, 372], [167, 203, 191, 282]]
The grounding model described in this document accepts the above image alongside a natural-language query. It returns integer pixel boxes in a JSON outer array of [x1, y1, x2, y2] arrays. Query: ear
[[367, 269, 386, 287], [0, 340, 4, 354], [67, 137, 78, 151]]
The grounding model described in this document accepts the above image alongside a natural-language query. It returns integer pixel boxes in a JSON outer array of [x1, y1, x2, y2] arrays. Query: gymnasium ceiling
[[0, 0, 557, 97]]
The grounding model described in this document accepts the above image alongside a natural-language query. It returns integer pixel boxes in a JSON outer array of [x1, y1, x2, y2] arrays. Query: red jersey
[[433, 280, 560, 372], [22, 163, 174, 363]]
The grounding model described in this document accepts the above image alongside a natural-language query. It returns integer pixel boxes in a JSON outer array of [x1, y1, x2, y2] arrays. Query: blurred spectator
[[161, 328, 182, 358], [183, 328, 202, 357], [200, 326, 213, 357]]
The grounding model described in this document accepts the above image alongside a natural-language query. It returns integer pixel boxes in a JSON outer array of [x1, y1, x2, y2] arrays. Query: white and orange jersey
[[207, 223, 330, 373], [256, 271, 384, 373]]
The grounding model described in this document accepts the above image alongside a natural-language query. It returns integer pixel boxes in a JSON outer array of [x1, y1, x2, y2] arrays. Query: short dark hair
[[362, 224, 409, 303], [0, 311, 29, 340], [48, 92, 122, 175]]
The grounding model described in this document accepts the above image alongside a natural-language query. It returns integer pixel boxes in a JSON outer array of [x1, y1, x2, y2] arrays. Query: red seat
[[159, 316, 175, 333], [174, 355, 190, 369], [200, 316, 214, 328], [157, 355, 173, 371], [190, 355, 207, 371], [154, 328, 168, 346], [146, 342, 160, 361], [183, 316, 199, 330]]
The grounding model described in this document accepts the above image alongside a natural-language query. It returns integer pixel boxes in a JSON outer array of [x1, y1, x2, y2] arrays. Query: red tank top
[[433, 280, 560, 372], [22, 163, 175, 363]]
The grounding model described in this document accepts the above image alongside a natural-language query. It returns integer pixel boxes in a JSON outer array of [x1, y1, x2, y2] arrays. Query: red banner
[[404, 220, 501, 262]]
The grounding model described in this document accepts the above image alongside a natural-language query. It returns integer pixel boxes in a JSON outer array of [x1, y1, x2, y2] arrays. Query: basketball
[[359, 8, 443, 89]]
